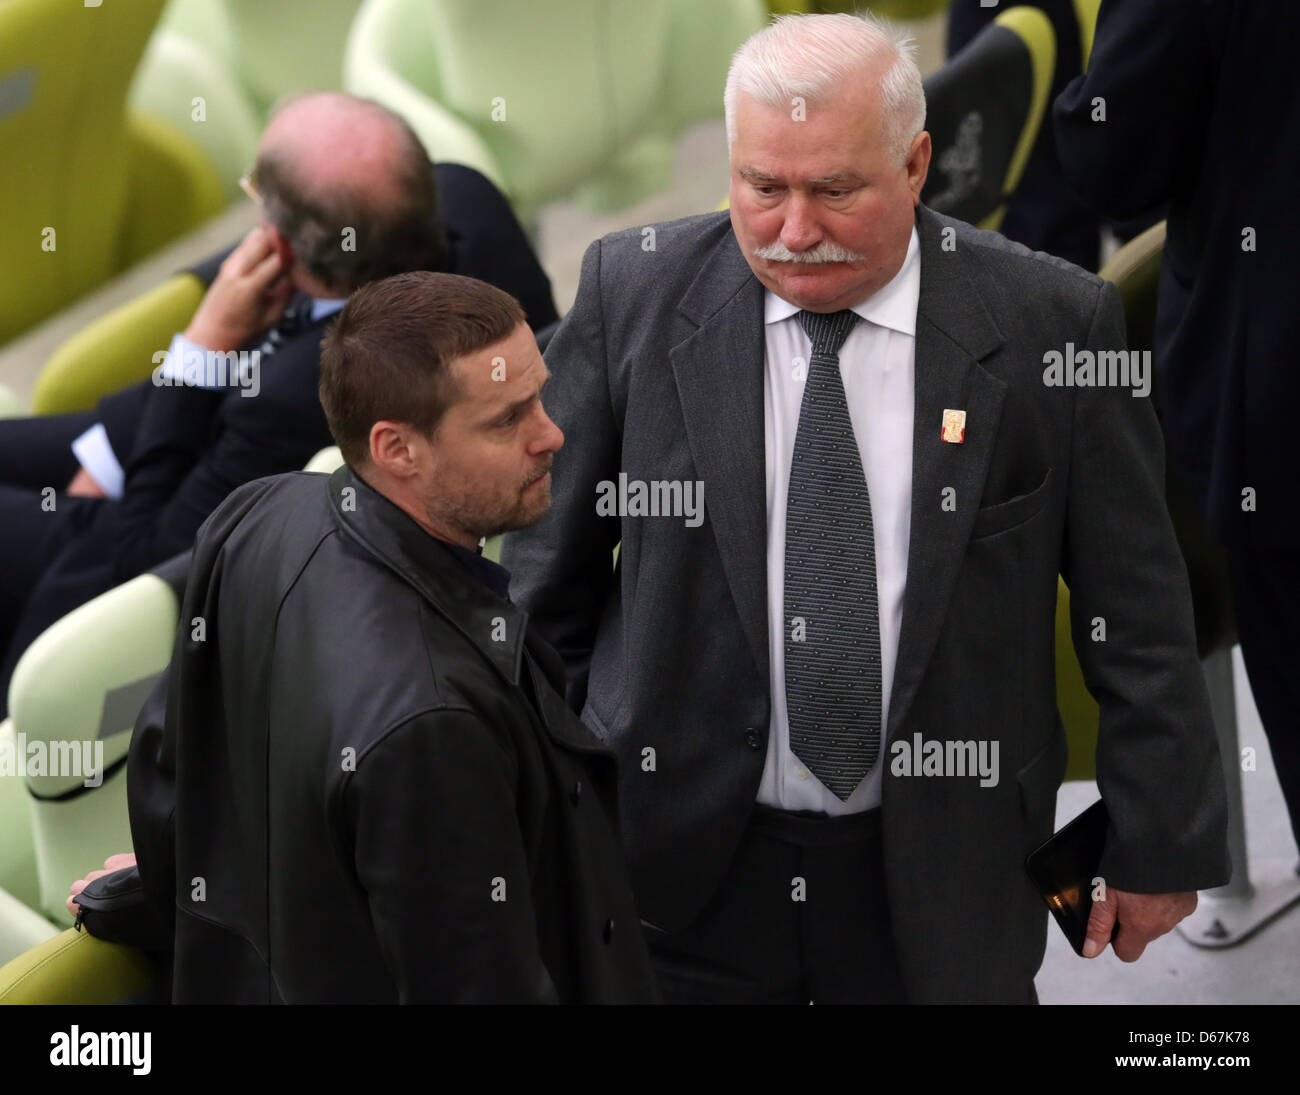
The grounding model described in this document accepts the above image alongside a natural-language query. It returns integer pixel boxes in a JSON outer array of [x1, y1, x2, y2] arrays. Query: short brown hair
[[319, 271, 526, 468]]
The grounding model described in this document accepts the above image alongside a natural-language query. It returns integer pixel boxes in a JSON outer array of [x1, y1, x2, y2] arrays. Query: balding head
[[252, 93, 445, 297]]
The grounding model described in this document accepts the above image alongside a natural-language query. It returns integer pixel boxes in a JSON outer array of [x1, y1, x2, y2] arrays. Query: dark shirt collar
[[435, 537, 512, 602]]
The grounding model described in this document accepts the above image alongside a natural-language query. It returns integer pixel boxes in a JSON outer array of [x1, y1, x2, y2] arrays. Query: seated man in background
[[0, 91, 556, 714], [72, 271, 655, 1003]]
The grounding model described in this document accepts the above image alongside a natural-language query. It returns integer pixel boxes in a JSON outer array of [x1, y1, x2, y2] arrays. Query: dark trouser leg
[[798, 807, 907, 1004], [0, 485, 102, 716], [646, 805, 907, 1004], [646, 811, 804, 1004], [0, 410, 98, 489], [1227, 545, 1300, 857]]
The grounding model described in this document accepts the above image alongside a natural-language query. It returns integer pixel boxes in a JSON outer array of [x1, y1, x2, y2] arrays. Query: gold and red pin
[[941, 408, 966, 444]]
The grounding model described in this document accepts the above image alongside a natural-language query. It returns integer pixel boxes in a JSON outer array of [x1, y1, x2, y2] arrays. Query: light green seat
[[0, 887, 59, 969], [304, 445, 345, 474], [129, 0, 362, 197], [128, 25, 262, 203], [0, 927, 158, 1005], [663, 1, 767, 132], [0, 720, 39, 915], [344, 0, 761, 224], [0, 385, 23, 419], [118, 112, 228, 269], [8, 575, 179, 927], [221, 0, 364, 115], [0, 0, 224, 346], [30, 271, 207, 416]]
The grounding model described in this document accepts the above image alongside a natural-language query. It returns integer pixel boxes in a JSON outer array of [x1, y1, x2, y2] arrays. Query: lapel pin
[[941, 408, 966, 444]]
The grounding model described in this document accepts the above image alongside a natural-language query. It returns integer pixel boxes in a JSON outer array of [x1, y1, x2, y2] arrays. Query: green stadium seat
[[0, 0, 225, 346], [0, 384, 22, 420], [128, 23, 262, 204], [0, 926, 159, 1004], [343, 0, 763, 225], [6, 574, 180, 928], [30, 272, 207, 416], [921, 6, 1056, 232]]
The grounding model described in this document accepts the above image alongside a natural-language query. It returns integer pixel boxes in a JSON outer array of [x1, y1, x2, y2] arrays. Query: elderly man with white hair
[[503, 12, 1228, 1003]]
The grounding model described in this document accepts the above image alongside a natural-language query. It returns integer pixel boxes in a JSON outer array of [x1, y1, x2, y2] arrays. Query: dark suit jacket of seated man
[[500, 11, 1230, 1005], [0, 98, 557, 716], [90, 272, 656, 1003]]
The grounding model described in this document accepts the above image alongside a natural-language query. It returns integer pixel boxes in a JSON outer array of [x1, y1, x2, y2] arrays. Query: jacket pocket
[[1016, 727, 1069, 823], [970, 467, 1053, 540]]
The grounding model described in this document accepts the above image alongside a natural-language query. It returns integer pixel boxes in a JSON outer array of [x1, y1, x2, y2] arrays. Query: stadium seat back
[[0, 927, 159, 1004], [662, 0, 766, 131], [222, 0, 363, 113], [128, 26, 263, 203], [0, 885, 59, 968], [0, 720, 39, 913], [304, 446, 345, 474], [921, 6, 1055, 231], [7, 575, 179, 925], [30, 272, 207, 415], [348, 0, 749, 220], [1073, 0, 1102, 68], [0, 0, 168, 344]]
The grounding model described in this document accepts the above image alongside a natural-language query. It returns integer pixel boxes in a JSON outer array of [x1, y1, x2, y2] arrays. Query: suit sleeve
[[1061, 279, 1229, 893], [1053, 0, 1216, 219], [107, 364, 320, 582], [345, 709, 559, 1004], [500, 239, 621, 713]]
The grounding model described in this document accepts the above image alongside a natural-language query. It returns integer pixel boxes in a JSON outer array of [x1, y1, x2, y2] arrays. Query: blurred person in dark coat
[[1056, 0, 1300, 862]]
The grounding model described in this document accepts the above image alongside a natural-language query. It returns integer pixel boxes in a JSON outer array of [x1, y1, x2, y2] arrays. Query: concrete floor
[[2, 8, 1295, 1005], [1037, 648, 1300, 1005]]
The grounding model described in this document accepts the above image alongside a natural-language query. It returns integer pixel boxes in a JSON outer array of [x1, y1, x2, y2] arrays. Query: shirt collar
[[764, 224, 920, 337], [311, 297, 347, 322]]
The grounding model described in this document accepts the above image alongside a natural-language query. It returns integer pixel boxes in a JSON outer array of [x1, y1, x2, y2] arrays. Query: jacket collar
[[325, 466, 527, 687]]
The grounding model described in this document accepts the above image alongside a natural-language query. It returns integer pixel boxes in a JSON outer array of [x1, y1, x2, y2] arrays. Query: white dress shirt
[[758, 226, 920, 814], [70, 297, 346, 498]]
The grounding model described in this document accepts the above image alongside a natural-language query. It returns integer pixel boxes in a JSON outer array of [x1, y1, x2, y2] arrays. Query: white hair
[[724, 12, 927, 166]]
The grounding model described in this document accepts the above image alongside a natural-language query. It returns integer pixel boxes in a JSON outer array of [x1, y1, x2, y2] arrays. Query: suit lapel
[[886, 207, 1008, 741], [670, 225, 770, 680]]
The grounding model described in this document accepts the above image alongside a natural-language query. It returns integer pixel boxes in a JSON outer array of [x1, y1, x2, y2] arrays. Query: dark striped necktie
[[783, 308, 882, 801], [255, 294, 315, 358]]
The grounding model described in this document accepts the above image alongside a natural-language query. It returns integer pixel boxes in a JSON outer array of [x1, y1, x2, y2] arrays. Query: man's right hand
[[183, 226, 294, 352], [67, 852, 137, 916], [65, 466, 108, 498]]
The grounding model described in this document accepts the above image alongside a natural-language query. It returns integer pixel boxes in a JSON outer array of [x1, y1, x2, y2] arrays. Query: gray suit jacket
[[502, 205, 1230, 1003]]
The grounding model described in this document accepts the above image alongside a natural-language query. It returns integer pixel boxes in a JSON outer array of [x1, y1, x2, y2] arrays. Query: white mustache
[[753, 240, 868, 263]]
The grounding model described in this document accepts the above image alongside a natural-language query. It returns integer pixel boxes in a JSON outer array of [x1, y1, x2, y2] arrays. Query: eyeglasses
[[239, 167, 263, 207]]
